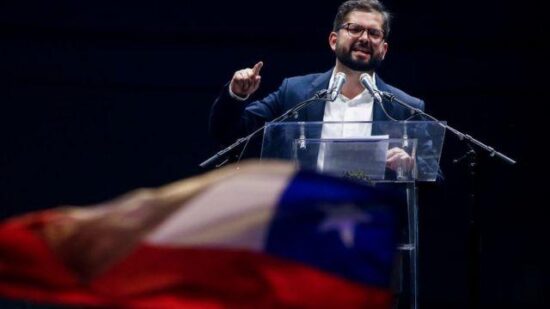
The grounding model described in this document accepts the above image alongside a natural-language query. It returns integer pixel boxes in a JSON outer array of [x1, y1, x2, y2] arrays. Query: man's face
[[329, 10, 388, 72]]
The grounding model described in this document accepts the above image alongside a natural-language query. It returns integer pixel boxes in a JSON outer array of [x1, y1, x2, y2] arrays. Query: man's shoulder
[[380, 80, 424, 110]]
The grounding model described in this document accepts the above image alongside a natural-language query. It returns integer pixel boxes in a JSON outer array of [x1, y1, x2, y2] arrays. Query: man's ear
[[380, 41, 388, 60], [329, 32, 337, 51]]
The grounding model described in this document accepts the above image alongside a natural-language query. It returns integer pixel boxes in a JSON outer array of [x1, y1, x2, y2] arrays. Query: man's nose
[[357, 30, 371, 41]]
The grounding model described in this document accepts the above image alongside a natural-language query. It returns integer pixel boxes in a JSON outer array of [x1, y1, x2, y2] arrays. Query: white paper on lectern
[[317, 135, 390, 180]]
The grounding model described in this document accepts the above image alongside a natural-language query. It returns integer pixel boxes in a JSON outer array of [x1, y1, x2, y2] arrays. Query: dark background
[[0, 0, 545, 307]]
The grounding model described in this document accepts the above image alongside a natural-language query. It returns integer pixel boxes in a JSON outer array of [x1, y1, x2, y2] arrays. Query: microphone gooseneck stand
[[374, 89, 516, 309], [199, 89, 331, 168], [377, 91, 516, 165]]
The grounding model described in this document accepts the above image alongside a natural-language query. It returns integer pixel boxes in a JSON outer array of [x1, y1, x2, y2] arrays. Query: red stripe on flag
[[1, 219, 392, 308], [90, 244, 392, 308], [0, 219, 104, 306]]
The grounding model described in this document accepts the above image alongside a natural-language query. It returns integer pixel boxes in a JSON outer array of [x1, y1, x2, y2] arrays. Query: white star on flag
[[318, 203, 372, 248]]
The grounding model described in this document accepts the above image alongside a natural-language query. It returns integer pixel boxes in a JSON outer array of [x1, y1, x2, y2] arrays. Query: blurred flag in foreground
[[0, 161, 400, 308]]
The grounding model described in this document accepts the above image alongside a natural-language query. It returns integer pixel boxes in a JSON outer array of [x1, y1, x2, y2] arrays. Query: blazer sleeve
[[209, 79, 288, 145]]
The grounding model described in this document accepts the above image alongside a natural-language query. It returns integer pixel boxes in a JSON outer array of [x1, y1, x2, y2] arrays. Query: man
[[209, 3, 426, 306], [209, 0, 422, 171]]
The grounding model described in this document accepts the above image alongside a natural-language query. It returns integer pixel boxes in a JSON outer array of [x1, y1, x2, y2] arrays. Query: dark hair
[[332, 0, 392, 38]]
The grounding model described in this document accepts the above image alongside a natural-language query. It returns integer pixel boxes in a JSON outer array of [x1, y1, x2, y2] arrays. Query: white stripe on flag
[[145, 167, 294, 251]]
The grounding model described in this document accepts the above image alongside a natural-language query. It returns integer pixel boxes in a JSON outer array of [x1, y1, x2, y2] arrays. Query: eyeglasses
[[338, 23, 385, 42]]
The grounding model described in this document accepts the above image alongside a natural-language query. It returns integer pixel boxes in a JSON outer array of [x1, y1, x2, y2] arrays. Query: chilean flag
[[0, 161, 400, 308]]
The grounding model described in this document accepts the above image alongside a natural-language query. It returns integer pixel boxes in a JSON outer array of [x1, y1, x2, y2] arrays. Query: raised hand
[[230, 61, 263, 98]]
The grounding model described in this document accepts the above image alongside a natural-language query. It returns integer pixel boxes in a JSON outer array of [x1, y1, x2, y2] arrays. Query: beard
[[335, 43, 384, 72]]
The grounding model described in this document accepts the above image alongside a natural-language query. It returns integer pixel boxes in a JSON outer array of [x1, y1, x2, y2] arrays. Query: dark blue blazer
[[210, 69, 425, 145]]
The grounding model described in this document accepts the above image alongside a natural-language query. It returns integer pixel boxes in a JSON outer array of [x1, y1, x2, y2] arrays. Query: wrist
[[228, 82, 249, 101]]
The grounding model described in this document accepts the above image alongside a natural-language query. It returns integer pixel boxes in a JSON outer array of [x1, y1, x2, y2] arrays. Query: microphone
[[329, 72, 347, 100], [360, 73, 382, 103]]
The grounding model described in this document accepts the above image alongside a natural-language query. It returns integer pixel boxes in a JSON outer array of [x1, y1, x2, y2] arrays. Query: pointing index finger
[[252, 61, 263, 76]]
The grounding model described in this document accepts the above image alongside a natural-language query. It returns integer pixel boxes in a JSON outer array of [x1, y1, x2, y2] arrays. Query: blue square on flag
[[266, 170, 402, 288]]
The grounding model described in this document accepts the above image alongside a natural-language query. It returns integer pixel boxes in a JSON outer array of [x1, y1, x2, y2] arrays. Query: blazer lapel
[[373, 76, 394, 121], [305, 70, 332, 122]]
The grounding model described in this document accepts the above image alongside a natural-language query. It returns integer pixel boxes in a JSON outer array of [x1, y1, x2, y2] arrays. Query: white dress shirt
[[322, 70, 378, 138], [318, 70, 378, 170]]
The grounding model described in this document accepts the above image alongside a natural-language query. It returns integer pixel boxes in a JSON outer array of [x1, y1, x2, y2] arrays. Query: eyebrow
[[345, 22, 381, 28]]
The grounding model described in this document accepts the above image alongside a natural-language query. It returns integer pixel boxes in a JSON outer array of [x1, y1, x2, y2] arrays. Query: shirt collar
[[328, 69, 377, 101], [328, 69, 378, 91]]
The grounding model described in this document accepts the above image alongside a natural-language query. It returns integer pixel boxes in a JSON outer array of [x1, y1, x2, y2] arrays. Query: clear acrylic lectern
[[261, 121, 446, 309]]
